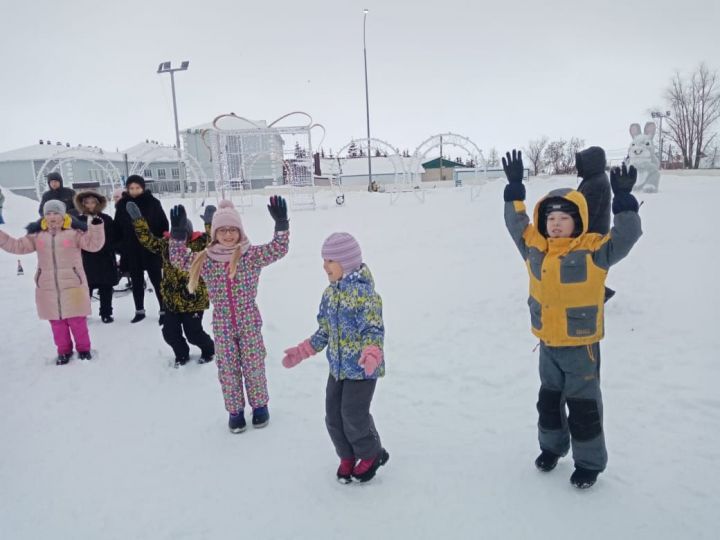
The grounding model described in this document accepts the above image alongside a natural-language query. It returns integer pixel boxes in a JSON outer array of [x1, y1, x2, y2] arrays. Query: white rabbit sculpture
[[626, 122, 661, 193]]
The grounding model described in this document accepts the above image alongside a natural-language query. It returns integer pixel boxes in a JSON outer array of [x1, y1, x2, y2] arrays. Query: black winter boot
[[56, 353, 72, 365], [535, 449, 561, 472], [131, 310, 146, 323], [570, 467, 600, 489], [78, 351, 92, 360]]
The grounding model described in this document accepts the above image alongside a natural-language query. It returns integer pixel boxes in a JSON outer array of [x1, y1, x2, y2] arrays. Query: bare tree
[[665, 63, 720, 168], [544, 139, 567, 174], [565, 137, 585, 174], [523, 136, 549, 175], [486, 147, 500, 167]]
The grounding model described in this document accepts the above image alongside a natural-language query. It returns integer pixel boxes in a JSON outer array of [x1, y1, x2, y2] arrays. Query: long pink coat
[[0, 222, 105, 320]]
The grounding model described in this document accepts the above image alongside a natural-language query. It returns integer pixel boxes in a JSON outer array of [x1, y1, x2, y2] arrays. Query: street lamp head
[[364, 8, 368, 14], [157, 61, 171, 73], [180, 61, 190, 70]]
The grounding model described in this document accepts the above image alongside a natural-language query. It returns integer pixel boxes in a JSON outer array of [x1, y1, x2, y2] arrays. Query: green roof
[[422, 157, 465, 169]]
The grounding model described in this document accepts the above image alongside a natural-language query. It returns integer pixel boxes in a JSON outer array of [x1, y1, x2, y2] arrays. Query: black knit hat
[[539, 196, 582, 237], [126, 175, 146, 189]]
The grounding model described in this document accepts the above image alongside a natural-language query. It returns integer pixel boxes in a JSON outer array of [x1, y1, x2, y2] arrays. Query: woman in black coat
[[75, 191, 119, 323], [113, 175, 168, 323]]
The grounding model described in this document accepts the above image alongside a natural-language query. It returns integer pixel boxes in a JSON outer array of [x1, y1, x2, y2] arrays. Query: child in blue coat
[[283, 232, 389, 483]]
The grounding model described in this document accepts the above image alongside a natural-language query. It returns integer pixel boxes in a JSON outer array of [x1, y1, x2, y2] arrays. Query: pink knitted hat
[[211, 200, 248, 242], [321, 232, 363, 274]]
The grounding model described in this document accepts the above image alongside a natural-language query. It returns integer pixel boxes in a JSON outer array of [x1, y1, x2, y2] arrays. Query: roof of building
[[0, 143, 126, 162], [123, 141, 179, 162], [421, 157, 466, 169]]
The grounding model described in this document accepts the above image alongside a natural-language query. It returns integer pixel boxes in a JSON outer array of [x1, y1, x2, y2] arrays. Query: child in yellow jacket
[[502, 150, 642, 489]]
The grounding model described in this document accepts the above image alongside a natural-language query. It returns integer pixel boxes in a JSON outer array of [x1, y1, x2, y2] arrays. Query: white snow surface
[[0, 176, 718, 539]]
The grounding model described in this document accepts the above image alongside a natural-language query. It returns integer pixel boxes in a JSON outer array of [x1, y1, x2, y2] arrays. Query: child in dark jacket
[[283, 232, 389, 484], [74, 191, 118, 323], [128, 201, 216, 367], [502, 150, 642, 489]]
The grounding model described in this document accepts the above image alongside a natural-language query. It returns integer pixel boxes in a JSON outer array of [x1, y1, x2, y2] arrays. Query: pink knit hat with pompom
[[211, 200, 248, 243]]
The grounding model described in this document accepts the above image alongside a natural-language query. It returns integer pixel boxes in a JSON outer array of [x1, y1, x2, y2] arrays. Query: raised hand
[[267, 196, 289, 232], [502, 149, 526, 201], [610, 163, 637, 194], [170, 205, 188, 240], [610, 164, 639, 214], [126, 201, 142, 221], [201, 204, 217, 225]]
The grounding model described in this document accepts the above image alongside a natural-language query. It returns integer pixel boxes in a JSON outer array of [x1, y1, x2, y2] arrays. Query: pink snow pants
[[50, 316, 91, 355]]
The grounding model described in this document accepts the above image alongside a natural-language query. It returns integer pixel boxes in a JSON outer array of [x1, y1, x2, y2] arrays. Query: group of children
[[0, 145, 642, 488]]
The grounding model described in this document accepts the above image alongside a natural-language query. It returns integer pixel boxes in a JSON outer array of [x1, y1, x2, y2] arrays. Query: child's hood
[[533, 188, 589, 238], [336, 263, 376, 293]]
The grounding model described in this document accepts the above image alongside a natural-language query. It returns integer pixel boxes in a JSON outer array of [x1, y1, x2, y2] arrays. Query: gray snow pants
[[325, 375, 382, 461], [537, 342, 608, 471]]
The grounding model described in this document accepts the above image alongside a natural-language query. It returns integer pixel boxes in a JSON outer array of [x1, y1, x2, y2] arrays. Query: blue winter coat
[[310, 264, 385, 381]]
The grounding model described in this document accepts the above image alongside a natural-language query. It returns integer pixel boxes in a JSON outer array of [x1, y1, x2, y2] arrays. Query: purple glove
[[282, 339, 315, 368], [358, 345, 383, 376]]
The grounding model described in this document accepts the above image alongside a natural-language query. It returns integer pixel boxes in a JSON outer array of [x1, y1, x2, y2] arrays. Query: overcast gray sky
[[1, 0, 718, 157]]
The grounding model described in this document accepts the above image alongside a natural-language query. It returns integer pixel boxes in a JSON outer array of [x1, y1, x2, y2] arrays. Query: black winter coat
[[576, 146, 611, 235], [39, 184, 78, 217], [78, 213, 119, 287], [113, 190, 169, 262]]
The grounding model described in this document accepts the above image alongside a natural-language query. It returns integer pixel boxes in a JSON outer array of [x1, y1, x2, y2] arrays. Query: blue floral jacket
[[310, 264, 385, 380]]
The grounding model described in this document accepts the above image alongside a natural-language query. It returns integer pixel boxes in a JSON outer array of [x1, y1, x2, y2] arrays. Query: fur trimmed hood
[[74, 190, 108, 215]]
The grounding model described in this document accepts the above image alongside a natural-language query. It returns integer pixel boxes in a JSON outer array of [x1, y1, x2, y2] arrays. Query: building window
[[144, 169, 153, 178], [157, 168, 166, 180], [171, 168, 180, 179]]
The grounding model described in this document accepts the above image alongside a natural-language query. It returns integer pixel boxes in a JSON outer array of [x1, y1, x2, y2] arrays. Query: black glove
[[267, 196, 289, 232], [610, 163, 639, 214], [170, 205, 188, 240], [502, 149, 526, 202], [126, 201, 142, 221], [91, 216, 103, 225], [70, 217, 88, 231], [201, 205, 217, 225]]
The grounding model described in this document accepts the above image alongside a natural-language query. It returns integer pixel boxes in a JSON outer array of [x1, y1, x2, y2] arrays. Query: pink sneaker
[[352, 449, 390, 483], [337, 457, 356, 484]]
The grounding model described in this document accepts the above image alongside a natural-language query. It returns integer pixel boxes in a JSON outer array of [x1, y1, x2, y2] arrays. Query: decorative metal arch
[[128, 145, 205, 193], [335, 138, 407, 184], [410, 132, 486, 184], [35, 147, 123, 199]]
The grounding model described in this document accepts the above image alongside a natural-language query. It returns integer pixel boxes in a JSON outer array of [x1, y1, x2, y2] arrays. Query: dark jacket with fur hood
[[74, 191, 119, 287]]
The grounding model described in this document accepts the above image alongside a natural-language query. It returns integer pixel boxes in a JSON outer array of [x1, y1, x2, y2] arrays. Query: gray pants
[[325, 375, 381, 460], [537, 342, 607, 471]]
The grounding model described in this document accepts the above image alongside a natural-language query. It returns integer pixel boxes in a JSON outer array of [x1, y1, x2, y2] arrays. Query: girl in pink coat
[[169, 197, 289, 432], [0, 200, 105, 365]]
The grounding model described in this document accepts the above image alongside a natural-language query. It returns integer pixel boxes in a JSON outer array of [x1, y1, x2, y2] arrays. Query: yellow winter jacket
[[505, 188, 642, 347]]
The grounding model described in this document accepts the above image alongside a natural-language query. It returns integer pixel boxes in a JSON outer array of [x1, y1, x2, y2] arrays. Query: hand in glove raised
[[610, 163, 639, 214], [126, 201, 142, 222], [201, 204, 217, 225], [267, 196, 289, 232], [170, 205, 188, 240], [501, 149, 526, 201]]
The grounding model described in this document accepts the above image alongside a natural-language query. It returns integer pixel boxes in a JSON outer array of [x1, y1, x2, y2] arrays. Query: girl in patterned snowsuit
[[169, 197, 289, 432], [283, 232, 389, 484]]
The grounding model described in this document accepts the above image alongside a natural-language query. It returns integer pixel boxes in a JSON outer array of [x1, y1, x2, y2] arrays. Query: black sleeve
[[38, 192, 49, 216], [578, 179, 611, 234]]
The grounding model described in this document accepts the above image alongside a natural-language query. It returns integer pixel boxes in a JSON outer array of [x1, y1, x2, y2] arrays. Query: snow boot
[[78, 351, 92, 361], [198, 353, 214, 364], [174, 357, 188, 369], [337, 457, 356, 484], [101, 316, 114, 324], [352, 449, 390, 483], [228, 412, 247, 434], [252, 406, 270, 428], [570, 467, 600, 489], [56, 353, 72, 365], [131, 310, 146, 323], [535, 449, 561, 472]]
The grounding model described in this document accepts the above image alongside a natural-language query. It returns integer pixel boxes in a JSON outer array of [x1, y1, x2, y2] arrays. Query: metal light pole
[[363, 9, 373, 192], [157, 60, 190, 196], [651, 110, 671, 168]]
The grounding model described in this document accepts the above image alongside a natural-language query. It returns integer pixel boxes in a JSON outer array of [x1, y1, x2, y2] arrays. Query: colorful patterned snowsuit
[[170, 231, 289, 413]]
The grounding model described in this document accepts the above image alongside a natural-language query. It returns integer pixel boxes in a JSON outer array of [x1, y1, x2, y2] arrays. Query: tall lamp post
[[651, 110, 671, 168], [157, 60, 190, 196], [363, 9, 373, 192]]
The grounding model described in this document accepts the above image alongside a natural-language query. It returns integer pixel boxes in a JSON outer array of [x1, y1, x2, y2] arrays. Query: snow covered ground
[[0, 175, 718, 539]]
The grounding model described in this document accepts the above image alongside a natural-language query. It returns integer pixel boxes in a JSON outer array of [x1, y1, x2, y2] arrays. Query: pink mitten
[[282, 339, 316, 368], [358, 345, 383, 376]]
